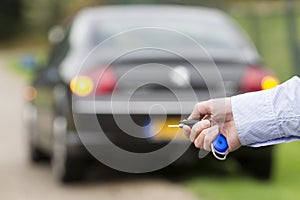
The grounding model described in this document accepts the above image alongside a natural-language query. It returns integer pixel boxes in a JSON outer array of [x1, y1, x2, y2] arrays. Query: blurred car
[[24, 5, 279, 182]]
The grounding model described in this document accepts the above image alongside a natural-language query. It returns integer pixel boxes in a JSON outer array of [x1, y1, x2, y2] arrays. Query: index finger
[[188, 100, 212, 120]]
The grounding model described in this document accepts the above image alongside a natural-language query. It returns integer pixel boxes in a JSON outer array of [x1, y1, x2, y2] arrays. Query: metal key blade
[[168, 125, 181, 128]]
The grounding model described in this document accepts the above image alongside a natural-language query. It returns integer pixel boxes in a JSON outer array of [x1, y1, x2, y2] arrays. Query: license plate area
[[147, 118, 188, 141]]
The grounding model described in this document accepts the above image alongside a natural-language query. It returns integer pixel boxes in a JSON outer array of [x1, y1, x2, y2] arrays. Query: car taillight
[[261, 76, 280, 90], [70, 67, 117, 97], [240, 66, 280, 93], [94, 67, 117, 96], [70, 76, 94, 97]]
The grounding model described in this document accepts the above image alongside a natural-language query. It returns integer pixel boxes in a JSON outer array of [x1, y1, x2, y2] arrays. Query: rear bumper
[[73, 100, 197, 115], [70, 100, 192, 159]]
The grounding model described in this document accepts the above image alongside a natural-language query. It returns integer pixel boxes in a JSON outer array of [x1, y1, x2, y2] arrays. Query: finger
[[194, 126, 219, 151], [182, 125, 191, 139], [203, 125, 219, 151], [188, 101, 212, 120], [189, 120, 211, 142], [194, 130, 206, 149]]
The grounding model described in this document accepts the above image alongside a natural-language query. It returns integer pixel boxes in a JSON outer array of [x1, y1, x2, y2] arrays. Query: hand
[[183, 98, 241, 152]]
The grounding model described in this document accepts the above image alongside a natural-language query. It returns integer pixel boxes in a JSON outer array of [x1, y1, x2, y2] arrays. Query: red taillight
[[240, 66, 279, 92], [94, 68, 117, 95], [83, 67, 117, 96]]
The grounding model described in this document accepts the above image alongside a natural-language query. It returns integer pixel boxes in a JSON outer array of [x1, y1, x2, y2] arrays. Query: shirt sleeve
[[231, 76, 300, 147]]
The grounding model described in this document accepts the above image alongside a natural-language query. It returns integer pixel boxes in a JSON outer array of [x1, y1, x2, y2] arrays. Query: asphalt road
[[0, 58, 198, 200]]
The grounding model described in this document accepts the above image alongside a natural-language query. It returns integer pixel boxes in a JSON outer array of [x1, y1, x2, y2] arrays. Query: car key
[[168, 116, 229, 160]]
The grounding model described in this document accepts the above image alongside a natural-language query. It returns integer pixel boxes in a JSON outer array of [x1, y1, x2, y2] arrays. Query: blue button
[[213, 134, 228, 153]]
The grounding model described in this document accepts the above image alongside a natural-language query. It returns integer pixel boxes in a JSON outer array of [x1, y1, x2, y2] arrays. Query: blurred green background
[[1, 0, 300, 200]]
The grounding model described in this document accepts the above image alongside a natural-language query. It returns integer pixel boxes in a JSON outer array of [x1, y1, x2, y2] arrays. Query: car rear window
[[71, 15, 248, 51]]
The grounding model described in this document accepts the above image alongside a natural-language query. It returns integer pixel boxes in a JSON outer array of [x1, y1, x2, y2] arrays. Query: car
[[23, 5, 279, 182]]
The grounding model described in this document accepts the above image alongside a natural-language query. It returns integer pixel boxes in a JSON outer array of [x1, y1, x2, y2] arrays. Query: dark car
[[24, 5, 279, 182]]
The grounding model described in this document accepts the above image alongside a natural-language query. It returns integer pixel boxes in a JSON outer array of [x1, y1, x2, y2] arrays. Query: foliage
[[22, 0, 100, 36], [0, 0, 23, 40]]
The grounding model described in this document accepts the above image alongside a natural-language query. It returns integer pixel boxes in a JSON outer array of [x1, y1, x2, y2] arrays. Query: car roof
[[76, 5, 227, 21]]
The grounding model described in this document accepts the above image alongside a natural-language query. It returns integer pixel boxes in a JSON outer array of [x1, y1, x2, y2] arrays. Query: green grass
[[185, 141, 300, 200]]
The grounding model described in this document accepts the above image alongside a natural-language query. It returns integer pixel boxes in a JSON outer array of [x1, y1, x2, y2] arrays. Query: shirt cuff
[[231, 88, 283, 146]]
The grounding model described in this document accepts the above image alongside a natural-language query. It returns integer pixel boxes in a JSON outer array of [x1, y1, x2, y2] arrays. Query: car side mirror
[[48, 25, 65, 44]]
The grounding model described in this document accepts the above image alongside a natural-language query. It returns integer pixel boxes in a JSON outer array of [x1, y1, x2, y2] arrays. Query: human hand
[[183, 98, 241, 152]]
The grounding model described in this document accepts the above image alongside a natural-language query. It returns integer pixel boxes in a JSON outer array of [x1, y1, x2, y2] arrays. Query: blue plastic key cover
[[212, 134, 228, 153]]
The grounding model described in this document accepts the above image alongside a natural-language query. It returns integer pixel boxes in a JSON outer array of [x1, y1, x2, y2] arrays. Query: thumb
[[188, 100, 212, 120]]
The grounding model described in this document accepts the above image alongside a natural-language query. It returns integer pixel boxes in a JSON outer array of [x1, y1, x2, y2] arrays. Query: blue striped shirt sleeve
[[231, 76, 300, 147]]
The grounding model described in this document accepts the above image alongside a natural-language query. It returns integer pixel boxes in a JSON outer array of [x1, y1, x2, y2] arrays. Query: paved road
[[0, 58, 198, 200]]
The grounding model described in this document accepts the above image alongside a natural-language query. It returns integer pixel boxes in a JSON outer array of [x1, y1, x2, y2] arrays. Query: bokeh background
[[1, 0, 300, 200]]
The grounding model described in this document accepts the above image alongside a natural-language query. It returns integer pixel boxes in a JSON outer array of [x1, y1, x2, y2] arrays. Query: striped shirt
[[231, 76, 300, 147]]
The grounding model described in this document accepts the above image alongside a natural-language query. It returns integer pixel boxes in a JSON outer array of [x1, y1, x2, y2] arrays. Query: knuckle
[[198, 121, 204, 129], [200, 120, 210, 129], [194, 140, 202, 148]]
